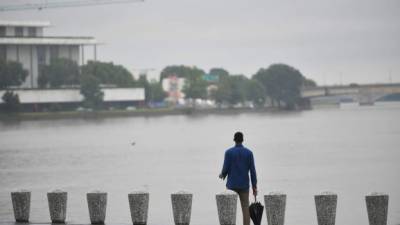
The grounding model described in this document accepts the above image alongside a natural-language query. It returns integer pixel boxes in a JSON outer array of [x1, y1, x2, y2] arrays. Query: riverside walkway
[[5, 190, 389, 225]]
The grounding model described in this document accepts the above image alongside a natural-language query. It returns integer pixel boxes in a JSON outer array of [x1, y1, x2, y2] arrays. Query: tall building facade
[[0, 21, 97, 88]]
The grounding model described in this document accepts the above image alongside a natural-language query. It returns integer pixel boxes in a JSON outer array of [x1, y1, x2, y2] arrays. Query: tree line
[[0, 58, 317, 112], [160, 64, 316, 109]]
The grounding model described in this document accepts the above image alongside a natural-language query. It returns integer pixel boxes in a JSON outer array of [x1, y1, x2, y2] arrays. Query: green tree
[[81, 61, 135, 87], [182, 74, 208, 99], [246, 79, 266, 107], [1, 91, 21, 112], [253, 64, 304, 109], [148, 81, 167, 102], [0, 60, 27, 112], [209, 68, 229, 81], [0, 60, 28, 89], [136, 74, 150, 101], [212, 75, 249, 106], [80, 74, 104, 110], [229, 75, 248, 105], [160, 65, 205, 80], [137, 74, 150, 87], [136, 74, 166, 103], [211, 77, 231, 105], [303, 78, 317, 87], [38, 58, 80, 88]]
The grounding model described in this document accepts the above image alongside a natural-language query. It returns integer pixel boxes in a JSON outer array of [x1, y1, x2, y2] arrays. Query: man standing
[[219, 132, 258, 225]]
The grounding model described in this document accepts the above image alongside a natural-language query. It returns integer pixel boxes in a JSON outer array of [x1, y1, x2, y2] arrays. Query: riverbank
[[0, 107, 284, 121]]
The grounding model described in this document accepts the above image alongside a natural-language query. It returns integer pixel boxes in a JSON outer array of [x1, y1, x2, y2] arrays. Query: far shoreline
[[0, 107, 297, 121]]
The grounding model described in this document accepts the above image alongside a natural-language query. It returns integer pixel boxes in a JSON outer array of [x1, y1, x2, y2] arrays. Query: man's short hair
[[234, 132, 244, 143]]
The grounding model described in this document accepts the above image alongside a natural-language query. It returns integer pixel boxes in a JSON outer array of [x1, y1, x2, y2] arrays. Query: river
[[0, 102, 399, 225]]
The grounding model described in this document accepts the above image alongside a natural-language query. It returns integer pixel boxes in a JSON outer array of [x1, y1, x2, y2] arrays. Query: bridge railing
[[10, 189, 389, 225]]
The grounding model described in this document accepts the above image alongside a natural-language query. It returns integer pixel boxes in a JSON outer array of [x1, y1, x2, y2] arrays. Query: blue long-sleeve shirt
[[220, 144, 257, 191]]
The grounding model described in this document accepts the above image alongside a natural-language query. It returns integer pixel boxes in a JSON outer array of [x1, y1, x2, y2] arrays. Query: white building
[[162, 75, 186, 103], [0, 21, 97, 88], [0, 88, 145, 104]]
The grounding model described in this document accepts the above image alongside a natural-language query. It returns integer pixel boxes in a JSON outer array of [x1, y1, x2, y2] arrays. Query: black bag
[[249, 196, 264, 225]]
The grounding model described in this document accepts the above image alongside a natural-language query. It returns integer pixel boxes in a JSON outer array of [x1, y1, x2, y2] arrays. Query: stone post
[[264, 192, 286, 225], [128, 191, 150, 225], [366, 193, 389, 225], [171, 191, 193, 225], [314, 192, 337, 225], [47, 189, 67, 223], [11, 190, 31, 222], [216, 191, 237, 225], [87, 191, 107, 224]]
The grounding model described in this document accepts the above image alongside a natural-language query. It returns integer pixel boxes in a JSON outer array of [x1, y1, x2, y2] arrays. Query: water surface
[[0, 103, 399, 225]]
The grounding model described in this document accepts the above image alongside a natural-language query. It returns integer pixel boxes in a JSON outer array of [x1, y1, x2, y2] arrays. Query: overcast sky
[[1, 0, 399, 84]]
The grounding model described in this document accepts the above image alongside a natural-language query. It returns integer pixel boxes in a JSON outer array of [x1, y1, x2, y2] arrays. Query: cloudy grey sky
[[1, 0, 399, 84]]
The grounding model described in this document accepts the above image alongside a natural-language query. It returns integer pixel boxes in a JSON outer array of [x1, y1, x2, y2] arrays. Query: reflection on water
[[1, 102, 400, 225]]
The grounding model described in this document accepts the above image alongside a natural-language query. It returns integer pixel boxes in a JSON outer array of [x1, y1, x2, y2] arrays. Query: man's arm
[[250, 152, 258, 195], [219, 151, 229, 179]]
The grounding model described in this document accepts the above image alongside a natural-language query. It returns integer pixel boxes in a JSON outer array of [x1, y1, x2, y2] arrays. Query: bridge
[[301, 83, 400, 105]]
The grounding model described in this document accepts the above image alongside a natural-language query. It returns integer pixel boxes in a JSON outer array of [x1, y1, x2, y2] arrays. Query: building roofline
[[0, 36, 98, 45], [0, 36, 95, 39], [0, 21, 51, 27]]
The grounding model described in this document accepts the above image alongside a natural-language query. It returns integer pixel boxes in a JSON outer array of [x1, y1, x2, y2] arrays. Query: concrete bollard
[[171, 191, 193, 225], [87, 191, 107, 224], [47, 189, 67, 223], [216, 190, 237, 225], [314, 192, 337, 225], [11, 190, 31, 222], [264, 192, 286, 225], [128, 191, 150, 225], [366, 192, 389, 225]]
